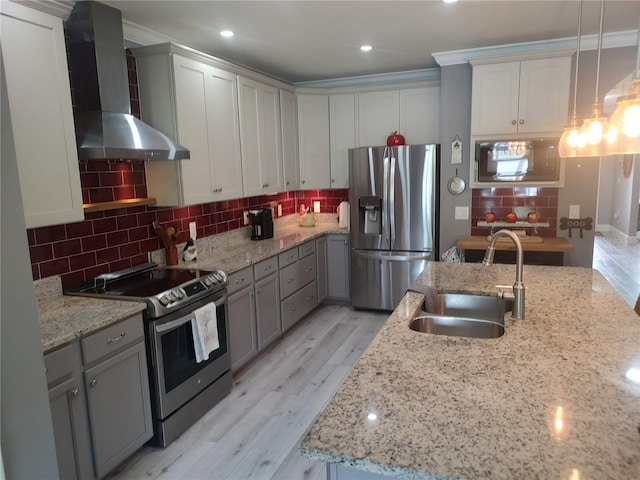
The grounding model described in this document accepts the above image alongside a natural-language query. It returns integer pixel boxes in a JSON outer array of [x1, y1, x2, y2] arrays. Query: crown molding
[[294, 69, 441, 90], [433, 30, 639, 66], [8, 0, 73, 18]]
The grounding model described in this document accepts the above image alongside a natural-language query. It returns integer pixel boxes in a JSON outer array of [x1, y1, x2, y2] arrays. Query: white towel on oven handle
[[191, 302, 220, 363]]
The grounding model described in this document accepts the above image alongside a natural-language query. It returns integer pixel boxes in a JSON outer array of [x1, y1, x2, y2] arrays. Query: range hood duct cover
[[67, 1, 189, 160]]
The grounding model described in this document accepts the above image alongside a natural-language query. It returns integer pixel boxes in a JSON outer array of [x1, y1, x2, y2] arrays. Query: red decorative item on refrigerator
[[386, 131, 405, 146]]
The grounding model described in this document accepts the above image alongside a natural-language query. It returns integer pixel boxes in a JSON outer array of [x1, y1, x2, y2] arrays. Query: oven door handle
[[154, 294, 227, 334]]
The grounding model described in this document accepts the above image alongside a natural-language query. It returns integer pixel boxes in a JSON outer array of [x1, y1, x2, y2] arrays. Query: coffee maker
[[249, 208, 274, 240]]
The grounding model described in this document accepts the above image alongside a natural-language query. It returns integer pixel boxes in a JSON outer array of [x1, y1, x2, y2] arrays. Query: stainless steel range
[[66, 263, 232, 447]]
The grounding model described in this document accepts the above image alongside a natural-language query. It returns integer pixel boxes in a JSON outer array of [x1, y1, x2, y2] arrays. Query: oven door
[[148, 291, 230, 421]]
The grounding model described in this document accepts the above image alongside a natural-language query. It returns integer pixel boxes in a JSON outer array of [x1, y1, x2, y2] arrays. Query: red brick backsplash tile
[[53, 239, 82, 258], [30, 244, 53, 264], [470, 187, 559, 237]]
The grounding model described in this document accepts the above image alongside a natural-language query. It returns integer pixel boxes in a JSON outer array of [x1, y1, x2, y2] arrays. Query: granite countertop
[[37, 219, 347, 353], [301, 262, 640, 479]]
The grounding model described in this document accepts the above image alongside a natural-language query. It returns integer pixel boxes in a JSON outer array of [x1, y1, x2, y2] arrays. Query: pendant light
[[559, 0, 584, 158], [605, 17, 640, 155], [577, 0, 608, 157]]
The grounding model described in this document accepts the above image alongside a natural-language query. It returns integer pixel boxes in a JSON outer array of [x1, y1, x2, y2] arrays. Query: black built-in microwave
[[475, 138, 562, 183]]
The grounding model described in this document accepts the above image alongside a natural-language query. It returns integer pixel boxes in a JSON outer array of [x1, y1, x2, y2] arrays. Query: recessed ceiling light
[[220, 30, 234, 38], [443, 0, 458, 3], [360, 45, 372, 52]]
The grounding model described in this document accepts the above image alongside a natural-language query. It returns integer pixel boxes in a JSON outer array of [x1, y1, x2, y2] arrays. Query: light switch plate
[[313, 201, 320, 213], [569, 205, 580, 219], [455, 206, 469, 220]]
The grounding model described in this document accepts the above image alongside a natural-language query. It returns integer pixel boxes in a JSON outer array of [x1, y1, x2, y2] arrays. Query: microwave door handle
[[154, 294, 227, 334]]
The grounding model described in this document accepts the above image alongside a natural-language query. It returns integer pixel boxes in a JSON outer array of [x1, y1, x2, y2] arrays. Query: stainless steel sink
[[424, 293, 512, 321], [409, 315, 505, 338], [409, 291, 511, 339]]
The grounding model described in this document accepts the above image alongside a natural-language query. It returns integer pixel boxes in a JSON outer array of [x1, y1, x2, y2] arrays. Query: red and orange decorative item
[[505, 212, 517, 223], [485, 212, 496, 223], [152, 221, 179, 265], [386, 131, 405, 146], [527, 211, 540, 223]]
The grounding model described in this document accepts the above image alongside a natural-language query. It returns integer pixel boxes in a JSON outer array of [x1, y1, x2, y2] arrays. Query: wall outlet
[[569, 205, 580, 219], [277, 204, 282, 217], [313, 201, 321, 213], [454, 206, 469, 220], [243, 211, 249, 225], [189, 221, 197, 240]]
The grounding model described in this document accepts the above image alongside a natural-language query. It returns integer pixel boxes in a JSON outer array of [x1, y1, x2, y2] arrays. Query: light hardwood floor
[[106, 304, 388, 480], [592, 231, 640, 308]]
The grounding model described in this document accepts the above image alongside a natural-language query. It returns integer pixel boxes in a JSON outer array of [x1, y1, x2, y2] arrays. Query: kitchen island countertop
[[301, 262, 640, 479]]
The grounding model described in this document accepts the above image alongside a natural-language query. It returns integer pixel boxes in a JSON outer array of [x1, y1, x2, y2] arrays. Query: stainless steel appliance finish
[[66, 1, 189, 161], [65, 263, 231, 447], [349, 145, 439, 311]]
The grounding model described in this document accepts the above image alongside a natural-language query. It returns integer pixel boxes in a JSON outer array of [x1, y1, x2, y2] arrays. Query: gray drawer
[[44, 343, 75, 387], [298, 240, 315, 258], [81, 313, 144, 366], [278, 248, 298, 269], [279, 254, 316, 300], [281, 281, 318, 332], [227, 267, 254, 295], [254, 256, 278, 281]]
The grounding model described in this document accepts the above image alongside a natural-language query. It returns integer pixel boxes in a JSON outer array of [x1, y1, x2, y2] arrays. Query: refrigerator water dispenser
[[359, 196, 382, 234]]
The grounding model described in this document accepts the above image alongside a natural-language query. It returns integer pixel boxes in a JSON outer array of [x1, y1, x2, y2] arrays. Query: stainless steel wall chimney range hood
[[67, 1, 189, 160]]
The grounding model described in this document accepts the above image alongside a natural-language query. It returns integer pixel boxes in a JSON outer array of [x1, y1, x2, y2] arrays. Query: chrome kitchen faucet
[[482, 230, 525, 320]]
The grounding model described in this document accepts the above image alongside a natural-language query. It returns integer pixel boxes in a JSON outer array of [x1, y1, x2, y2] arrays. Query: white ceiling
[[99, 0, 640, 84]]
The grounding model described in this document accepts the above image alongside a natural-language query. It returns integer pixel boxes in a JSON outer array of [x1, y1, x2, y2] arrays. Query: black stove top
[[65, 263, 227, 318]]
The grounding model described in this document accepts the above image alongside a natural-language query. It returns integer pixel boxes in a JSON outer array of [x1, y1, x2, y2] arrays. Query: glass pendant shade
[[577, 104, 607, 157], [558, 115, 584, 157], [605, 78, 640, 155]]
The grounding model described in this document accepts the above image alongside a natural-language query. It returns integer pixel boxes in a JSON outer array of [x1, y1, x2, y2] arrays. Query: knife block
[[166, 246, 178, 266]]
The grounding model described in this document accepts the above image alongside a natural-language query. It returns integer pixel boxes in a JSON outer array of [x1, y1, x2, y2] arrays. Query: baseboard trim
[[607, 225, 639, 245]]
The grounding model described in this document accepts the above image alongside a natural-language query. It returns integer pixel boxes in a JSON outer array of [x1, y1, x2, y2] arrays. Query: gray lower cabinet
[[316, 236, 328, 303], [254, 257, 281, 349], [279, 240, 319, 332], [45, 343, 93, 480], [327, 234, 351, 302], [228, 267, 258, 371], [44, 313, 153, 479]]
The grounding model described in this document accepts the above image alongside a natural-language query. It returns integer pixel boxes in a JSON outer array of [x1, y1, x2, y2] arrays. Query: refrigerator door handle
[[353, 251, 432, 262], [389, 152, 396, 247], [382, 149, 390, 248]]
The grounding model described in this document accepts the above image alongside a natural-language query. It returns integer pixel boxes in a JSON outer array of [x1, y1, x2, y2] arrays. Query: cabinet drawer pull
[[107, 332, 126, 344], [519, 119, 525, 124], [307, 295, 315, 301], [511, 119, 517, 125], [288, 308, 296, 314], [235, 277, 245, 284], [71, 388, 79, 398], [90, 379, 98, 387], [305, 267, 313, 272]]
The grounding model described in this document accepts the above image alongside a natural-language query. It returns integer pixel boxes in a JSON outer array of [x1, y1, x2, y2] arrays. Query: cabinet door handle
[[71, 388, 79, 398], [331, 178, 335, 183], [511, 119, 517, 125], [107, 332, 126, 344], [301, 180, 306, 184], [257, 288, 262, 294], [519, 119, 525, 124], [90, 379, 98, 387], [344, 240, 348, 245], [287, 278, 294, 283]]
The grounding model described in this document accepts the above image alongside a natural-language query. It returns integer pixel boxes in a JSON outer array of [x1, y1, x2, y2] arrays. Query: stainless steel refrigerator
[[349, 144, 439, 310]]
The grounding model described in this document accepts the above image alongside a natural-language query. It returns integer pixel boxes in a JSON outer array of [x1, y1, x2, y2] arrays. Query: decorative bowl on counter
[[298, 212, 317, 227]]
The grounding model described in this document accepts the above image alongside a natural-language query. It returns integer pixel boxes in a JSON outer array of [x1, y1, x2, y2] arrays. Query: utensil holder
[[166, 246, 178, 266]]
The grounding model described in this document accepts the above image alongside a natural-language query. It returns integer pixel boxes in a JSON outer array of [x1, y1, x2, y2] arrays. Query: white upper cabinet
[[358, 90, 400, 147], [399, 87, 440, 145], [280, 90, 299, 191], [329, 93, 357, 189], [471, 56, 571, 136], [238, 76, 284, 196], [1, 3, 83, 228], [357, 87, 440, 147], [297, 94, 331, 190], [134, 49, 243, 205]]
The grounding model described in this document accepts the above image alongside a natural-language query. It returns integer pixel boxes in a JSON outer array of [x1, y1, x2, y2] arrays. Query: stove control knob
[[204, 277, 213, 286], [210, 274, 218, 284], [159, 295, 171, 306], [169, 291, 177, 302], [214, 272, 224, 282], [175, 288, 185, 299]]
